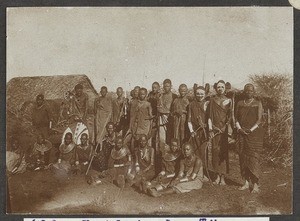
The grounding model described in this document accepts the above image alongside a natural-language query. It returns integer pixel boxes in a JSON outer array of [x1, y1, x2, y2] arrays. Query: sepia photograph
[[6, 7, 293, 215]]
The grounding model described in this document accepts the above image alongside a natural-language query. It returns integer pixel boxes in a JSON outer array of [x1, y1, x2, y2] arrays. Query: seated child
[[149, 142, 204, 197], [88, 135, 132, 188], [52, 132, 79, 174], [29, 133, 53, 170], [147, 138, 181, 196]]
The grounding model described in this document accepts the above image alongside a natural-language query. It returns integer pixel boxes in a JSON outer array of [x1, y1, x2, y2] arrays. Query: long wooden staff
[[85, 110, 98, 175]]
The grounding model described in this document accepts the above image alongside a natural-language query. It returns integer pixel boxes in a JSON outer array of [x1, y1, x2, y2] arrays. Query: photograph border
[[0, 0, 299, 220]]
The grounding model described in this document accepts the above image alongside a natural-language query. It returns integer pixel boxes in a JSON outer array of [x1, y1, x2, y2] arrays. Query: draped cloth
[[208, 96, 231, 174], [188, 100, 208, 159], [236, 100, 264, 179], [132, 100, 152, 138], [172, 96, 190, 147], [112, 97, 125, 124], [157, 92, 177, 147], [172, 155, 203, 193], [94, 96, 112, 145]]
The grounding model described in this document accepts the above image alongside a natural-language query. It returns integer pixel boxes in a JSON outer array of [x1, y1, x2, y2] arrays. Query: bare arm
[[250, 100, 263, 132]]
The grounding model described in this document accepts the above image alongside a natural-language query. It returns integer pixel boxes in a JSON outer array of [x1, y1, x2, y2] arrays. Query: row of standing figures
[[25, 79, 263, 196]]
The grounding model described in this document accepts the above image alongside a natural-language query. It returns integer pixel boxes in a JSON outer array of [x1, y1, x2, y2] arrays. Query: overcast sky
[[7, 7, 293, 91]]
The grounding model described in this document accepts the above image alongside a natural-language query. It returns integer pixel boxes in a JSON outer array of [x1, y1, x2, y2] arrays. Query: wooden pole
[[268, 108, 271, 138]]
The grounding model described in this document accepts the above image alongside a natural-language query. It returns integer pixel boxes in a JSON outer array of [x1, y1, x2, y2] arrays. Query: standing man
[[128, 86, 140, 134], [172, 84, 190, 147], [94, 86, 112, 147], [32, 94, 53, 139], [187, 86, 209, 159], [157, 79, 177, 147], [131, 88, 153, 154], [112, 87, 129, 136], [112, 87, 125, 125], [70, 83, 89, 123], [208, 80, 232, 186], [147, 82, 161, 151]]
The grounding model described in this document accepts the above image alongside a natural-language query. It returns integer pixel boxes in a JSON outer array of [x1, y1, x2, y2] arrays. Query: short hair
[[244, 83, 255, 90], [163, 79, 172, 85], [80, 133, 88, 139], [152, 81, 160, 86], [213, 80, 226, 90], [116, 87, 123, 91], [75, 84, 83, 90], [101, 86, 108, 91], [139, 87, 148, 94], [139, 134, 148, 141], [182, 142, 194, 151], [65, 132, 73, 139], [36, 94, 44, 100], [179, 84, 187, 89], [106, 121, 114, 129], [195, 86, 205, 91], [130, 89, 134, 97], [134, 86, 140, 90]]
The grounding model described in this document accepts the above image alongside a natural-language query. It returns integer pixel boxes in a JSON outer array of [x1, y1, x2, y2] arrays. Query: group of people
[[7, 78, 264, 196]]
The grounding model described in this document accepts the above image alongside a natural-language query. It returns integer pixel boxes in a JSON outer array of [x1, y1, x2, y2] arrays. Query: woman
[[235, 83, 263, 193], [52, 132, 79, 174], [208, 80, 232, 185]]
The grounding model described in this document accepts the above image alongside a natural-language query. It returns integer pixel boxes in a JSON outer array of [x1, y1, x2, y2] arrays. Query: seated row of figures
[[15, 79, 263, 194], [7, 128, 204, 197]]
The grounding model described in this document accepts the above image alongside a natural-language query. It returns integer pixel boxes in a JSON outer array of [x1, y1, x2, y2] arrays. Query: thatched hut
[[7, 74, 99, 150], [7, 74, 98, 114]]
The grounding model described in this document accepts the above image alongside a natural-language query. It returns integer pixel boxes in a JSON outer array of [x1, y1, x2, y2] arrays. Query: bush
[[250, 73, 292, 167]]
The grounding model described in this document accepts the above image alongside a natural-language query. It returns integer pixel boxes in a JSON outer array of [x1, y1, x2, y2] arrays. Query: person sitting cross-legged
[[51, 132, 79, 175], [148, 142, 204, 196], [147, 138, 182, 197], [88, 135, 133, 188]]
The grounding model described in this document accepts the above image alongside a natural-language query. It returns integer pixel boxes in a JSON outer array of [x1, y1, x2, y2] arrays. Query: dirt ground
[[7, 150, 292, 216]]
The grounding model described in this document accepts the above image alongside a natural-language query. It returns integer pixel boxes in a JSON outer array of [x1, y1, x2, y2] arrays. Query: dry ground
[[7, 151, 292, 215]]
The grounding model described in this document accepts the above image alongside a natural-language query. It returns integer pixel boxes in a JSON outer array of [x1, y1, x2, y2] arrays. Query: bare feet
[[148, 188, 161, 197], [201, 175, 209, 182], [213, 175, 220, 185], [219, 175, 226, 186], [251, 183, 260, 193], [238, 181, 249, 191]]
